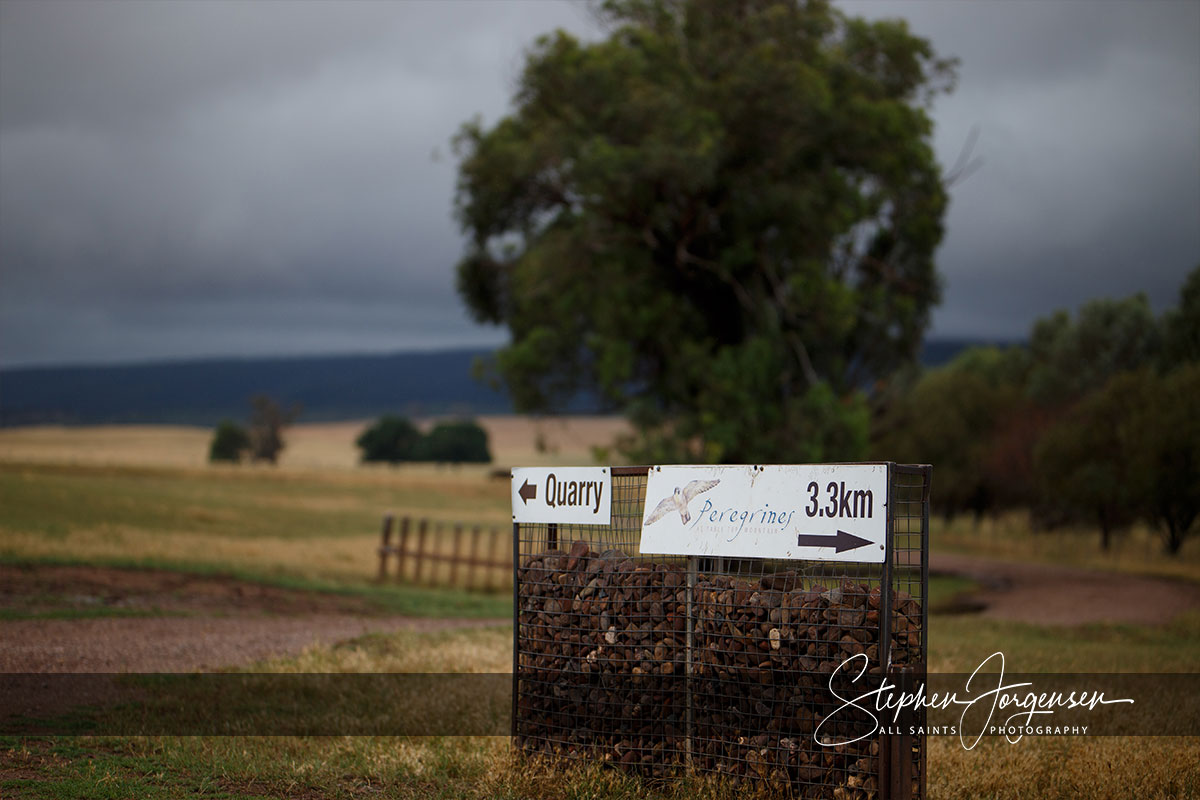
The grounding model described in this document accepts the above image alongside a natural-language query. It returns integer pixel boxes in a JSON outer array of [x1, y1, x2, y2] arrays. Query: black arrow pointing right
[[518, 479, 537, 504], [795, 530, 873, 553]]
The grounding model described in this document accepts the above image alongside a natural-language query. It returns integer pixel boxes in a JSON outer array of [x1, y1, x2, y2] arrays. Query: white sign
[[512, 467, 612, 525], [639, 464, 887, 563]]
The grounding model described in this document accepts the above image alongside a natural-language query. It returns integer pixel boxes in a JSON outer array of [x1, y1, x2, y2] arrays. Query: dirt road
[[3, 558, 1197, 674], [0, 565, 507, 673], [931, 552, 1200, 626]]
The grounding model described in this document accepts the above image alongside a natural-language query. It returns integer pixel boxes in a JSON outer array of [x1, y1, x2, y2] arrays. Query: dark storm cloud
[[0, 0, 597, 366], [843, 0, 1200, 337], [0, 0, 1197, 366]]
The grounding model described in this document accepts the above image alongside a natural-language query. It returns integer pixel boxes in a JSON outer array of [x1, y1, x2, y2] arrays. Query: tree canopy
[[209, 420, 250, 463], [871, 269, 1199, 555], [1162, 264, 1199, 368], [413, 420, 492, 464], [356, 416, 492, 464], [1032, 372, 1144, 549], [248, 394, 300, 465], [1026, 294, 1162, 406], [870, 354, 1025, 521], [454, 0, 955, 462], [357, 415, 422, 463]]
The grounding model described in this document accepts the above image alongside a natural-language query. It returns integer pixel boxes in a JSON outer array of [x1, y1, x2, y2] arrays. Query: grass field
[[934, 511, 1200, 584], [0, 416, 631, 471], [1, 423, 1198, 798], [4, 422, 1197, 586], [3, 616, 1198, 799], [0, 460, 510, 584], [0, 419, 623, 586]]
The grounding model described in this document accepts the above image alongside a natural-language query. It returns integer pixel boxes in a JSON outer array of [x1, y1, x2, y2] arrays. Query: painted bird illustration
[[644, 479, 720, 525]]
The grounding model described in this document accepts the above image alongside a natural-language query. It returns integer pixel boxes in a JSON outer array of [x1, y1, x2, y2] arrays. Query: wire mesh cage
[[513, 463, 930, 799]]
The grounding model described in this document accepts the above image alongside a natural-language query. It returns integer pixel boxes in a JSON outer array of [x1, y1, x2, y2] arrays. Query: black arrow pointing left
[[518, 479, 537, 504]]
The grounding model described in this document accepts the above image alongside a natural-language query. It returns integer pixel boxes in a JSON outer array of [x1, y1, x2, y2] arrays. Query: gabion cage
[[513, 463, 930, 799]]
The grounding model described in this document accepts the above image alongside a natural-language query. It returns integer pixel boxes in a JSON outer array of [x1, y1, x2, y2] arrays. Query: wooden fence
[[376, 514, 510, 591]]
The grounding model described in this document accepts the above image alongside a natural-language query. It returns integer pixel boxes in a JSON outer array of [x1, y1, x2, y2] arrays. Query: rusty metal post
[[893, 665, 915, 800], [879, 665, 916, 799], [511, 521, 520, 741]]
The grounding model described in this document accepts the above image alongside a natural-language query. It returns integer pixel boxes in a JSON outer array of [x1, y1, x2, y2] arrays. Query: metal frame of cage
[[512, 463, 929, 799]]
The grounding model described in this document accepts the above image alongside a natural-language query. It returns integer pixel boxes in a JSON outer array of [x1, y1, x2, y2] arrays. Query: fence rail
[[376, 514, 510, 591]]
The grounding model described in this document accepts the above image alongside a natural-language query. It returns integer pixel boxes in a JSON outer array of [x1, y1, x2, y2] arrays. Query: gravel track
[[0, 564, 507, 673], [3, 558, 1196, 675], [930, 552, 1200, 626]]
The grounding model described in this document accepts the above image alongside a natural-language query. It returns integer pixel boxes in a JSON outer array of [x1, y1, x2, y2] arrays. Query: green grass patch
[[930, 610, 1200, 673], [926, 573, 982, 614], [0, 460, 513, 589], [0, 554, 512, 619], [932, 511, 1200, 584], [0, 460, 508, 542]]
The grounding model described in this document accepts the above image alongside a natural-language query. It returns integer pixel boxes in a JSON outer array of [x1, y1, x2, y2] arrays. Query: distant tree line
[[356, 416, 491, 464], [209, 394, 300, 465], [872, 265, 1199, 555]]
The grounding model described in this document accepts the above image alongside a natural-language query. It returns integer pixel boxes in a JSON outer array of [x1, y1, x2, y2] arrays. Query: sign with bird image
[[640, 464, 888, 562]]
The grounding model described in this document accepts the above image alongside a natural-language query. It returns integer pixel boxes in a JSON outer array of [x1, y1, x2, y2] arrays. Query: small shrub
[[209, 420, 250, 463]]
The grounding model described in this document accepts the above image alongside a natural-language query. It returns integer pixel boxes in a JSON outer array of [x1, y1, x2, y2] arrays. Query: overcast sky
[[1, 0, 1197, 368]]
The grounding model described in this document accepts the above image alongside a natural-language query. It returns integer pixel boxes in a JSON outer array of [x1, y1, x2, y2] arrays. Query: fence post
[[450, 524, 463, 586], [488, 527, 503, 591], [469, 525, 482, 590], [414, 519, 428, 584], [377, 513, 394, 581], [395, 517, 410, 582]]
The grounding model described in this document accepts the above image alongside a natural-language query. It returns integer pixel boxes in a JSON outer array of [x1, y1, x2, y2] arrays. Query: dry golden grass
[[194, 622, 1199, 799], [0, 459, 514, 585], [0, 425, 213, 469], [474, 414, 632, 466], [3, 423, 1198, 798], [256, 626, 513, 673], [0, 416, 630, 473], [0, 524, 385, 583], [927, 736, 1200, 800], [935, 511, 1200, 584], [0, 418, 626, 588]]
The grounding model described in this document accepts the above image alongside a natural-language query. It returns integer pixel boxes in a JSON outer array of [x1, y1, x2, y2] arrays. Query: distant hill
[[920, 338, 1019, 368], [0, 350, 514, 427], [0, 339, 1012, 427]]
